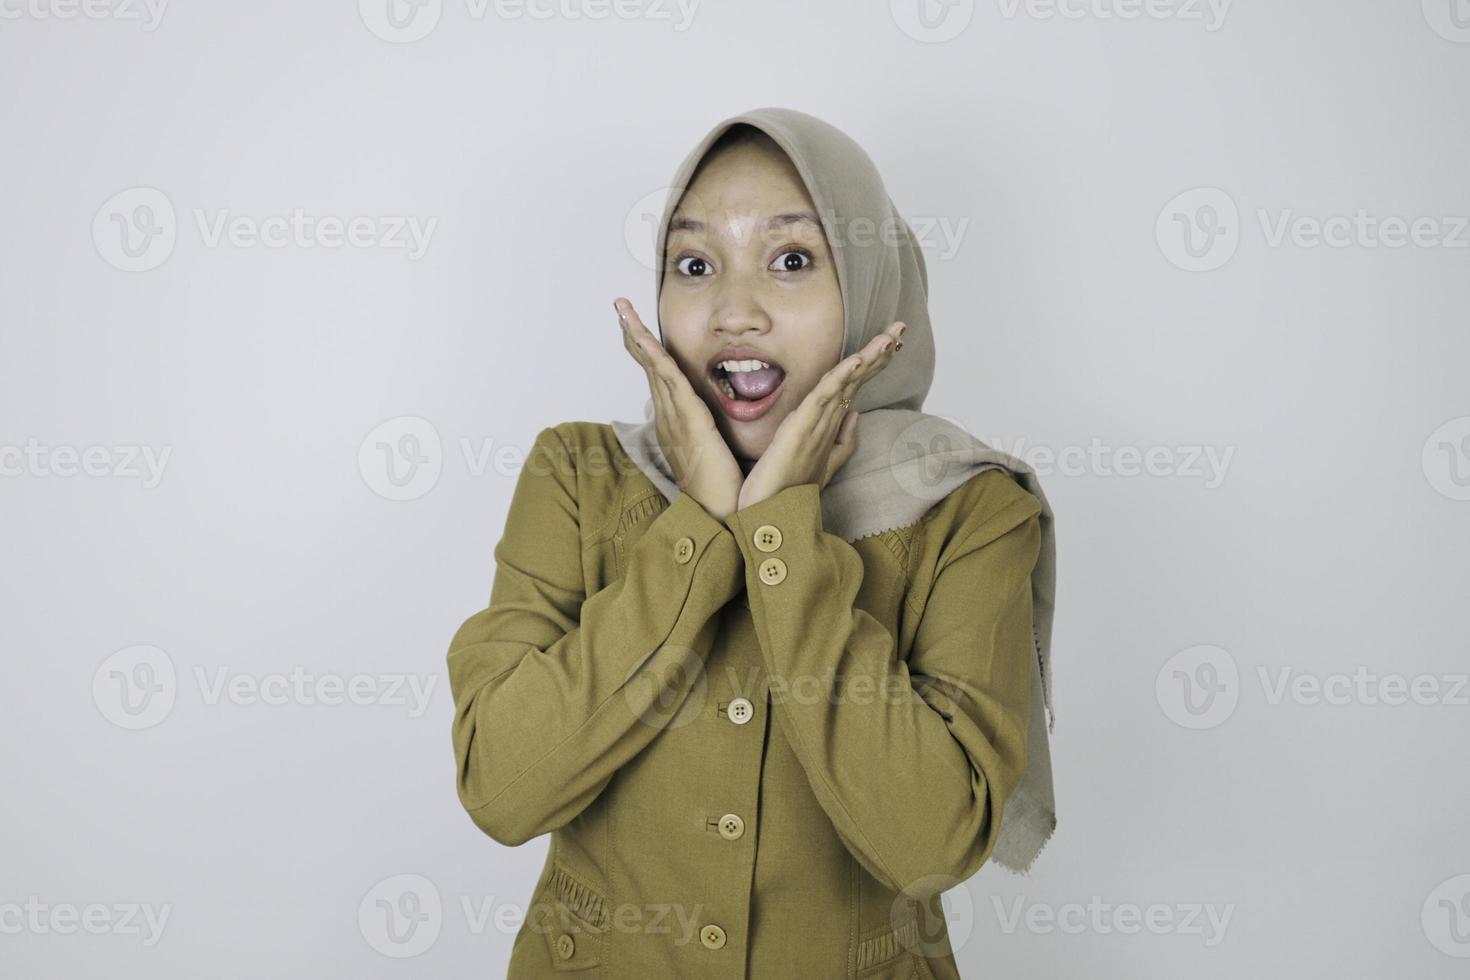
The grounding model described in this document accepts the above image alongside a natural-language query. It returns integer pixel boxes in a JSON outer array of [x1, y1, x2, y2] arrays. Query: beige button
[[555, 933, 575, 959], [726, 697, 753, 725], [752, 524, 782, 552], [758, 556, 786, 586], [700, 923, 727, 949], [674, 536, 695, 564], [717, 812, 744, 840]]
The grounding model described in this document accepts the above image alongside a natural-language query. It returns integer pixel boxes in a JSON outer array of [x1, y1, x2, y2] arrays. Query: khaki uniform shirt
[[447, 421, 1043, 979]]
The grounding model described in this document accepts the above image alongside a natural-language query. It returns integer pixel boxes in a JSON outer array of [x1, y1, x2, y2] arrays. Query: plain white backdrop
[[2, 1, 1468, 976]]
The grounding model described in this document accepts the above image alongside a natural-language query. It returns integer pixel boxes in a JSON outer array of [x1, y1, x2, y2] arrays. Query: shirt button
[[758, 556, 787, 586], [700, 923, 727, 949], [752, 524, 782, 552], [674, 536, 695, 564], [556, 933, 575, 959], [726, 697, 753, 725], [717, 813, 745, 840]]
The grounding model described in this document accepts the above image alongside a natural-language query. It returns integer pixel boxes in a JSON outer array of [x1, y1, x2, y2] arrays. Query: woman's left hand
[[737, 321, 907, 510]]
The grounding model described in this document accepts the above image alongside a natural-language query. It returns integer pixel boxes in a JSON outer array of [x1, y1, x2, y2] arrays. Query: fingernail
[[879, 338, 894, 353], [896, 323, 908, 337]]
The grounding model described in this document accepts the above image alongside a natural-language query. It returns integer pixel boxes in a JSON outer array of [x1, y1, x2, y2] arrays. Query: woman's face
[[657, 139, 845, 471]]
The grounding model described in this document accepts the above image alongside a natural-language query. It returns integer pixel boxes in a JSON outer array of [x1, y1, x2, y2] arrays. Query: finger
[[627, 309, 713, 427], [617, 300, 657, 380], [810, 326, 899, 445], [797, 357, 860, 452], [830, 323, 905, 408], [616, 300, 680, 452], [619, 300, 687, 400], [845, 324, 904, 389]]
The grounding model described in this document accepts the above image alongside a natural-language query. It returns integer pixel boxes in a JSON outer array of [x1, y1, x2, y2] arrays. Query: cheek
[[782, 310, 845, 386], [657, 293, 703, 356]]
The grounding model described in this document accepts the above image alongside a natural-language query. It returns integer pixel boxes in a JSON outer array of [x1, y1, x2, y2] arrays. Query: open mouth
[[707, 356, 787, 422]]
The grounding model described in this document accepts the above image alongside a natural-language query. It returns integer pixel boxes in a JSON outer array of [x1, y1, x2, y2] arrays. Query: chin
[[710, 418, 761, 460]]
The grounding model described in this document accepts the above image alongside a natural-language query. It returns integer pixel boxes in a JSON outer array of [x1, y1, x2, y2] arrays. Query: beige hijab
[[610, 106, 1058, 874]]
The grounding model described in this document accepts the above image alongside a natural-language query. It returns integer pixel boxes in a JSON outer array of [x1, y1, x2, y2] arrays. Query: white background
[[2, 1, 1469, 977]]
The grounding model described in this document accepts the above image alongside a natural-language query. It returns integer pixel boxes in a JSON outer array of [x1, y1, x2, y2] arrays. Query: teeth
[[717, 376, 736, 399], [717, 359, 773, 373]]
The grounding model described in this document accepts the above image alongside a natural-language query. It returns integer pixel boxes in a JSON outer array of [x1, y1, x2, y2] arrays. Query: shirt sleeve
[[724, 475, 1042, 894], [448, 425, 745, 846]]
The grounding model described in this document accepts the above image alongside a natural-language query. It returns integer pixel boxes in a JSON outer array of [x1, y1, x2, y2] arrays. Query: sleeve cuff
[[627, 490, 746, 624]]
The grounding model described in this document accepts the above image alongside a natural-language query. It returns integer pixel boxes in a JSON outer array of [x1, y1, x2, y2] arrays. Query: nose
[[708, 274, 771, 338]]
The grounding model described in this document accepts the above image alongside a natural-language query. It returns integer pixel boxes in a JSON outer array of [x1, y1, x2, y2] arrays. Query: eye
[[674, 255, 712, 277], [770, 247, 814, 273]]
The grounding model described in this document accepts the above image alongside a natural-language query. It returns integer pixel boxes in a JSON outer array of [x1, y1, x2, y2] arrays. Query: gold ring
[[839, 397, 851, 410]]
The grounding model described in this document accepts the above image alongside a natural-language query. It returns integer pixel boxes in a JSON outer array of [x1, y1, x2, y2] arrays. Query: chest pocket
[[535, 863, 607, 973]]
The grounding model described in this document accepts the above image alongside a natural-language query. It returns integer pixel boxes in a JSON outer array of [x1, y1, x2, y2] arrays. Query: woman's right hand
[[615, 297, 744, 523]]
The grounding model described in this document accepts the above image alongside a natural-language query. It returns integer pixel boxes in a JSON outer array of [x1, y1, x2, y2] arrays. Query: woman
[[447, 106, 1059, 979]]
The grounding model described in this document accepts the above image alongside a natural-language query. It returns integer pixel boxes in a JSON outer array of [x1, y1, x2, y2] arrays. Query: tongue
[[728, 367, 784, 400]]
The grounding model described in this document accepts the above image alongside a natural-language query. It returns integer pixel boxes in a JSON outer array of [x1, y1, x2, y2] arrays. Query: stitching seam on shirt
[[854, 912, 920, 971], [549, 863, 608, 930]]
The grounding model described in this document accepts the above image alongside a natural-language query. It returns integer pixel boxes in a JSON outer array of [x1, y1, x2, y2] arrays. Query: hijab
[[610, 106, 1058, 875]]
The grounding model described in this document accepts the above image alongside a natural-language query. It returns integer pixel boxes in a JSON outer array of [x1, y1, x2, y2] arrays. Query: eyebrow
[[667, 211, 822, 235]]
